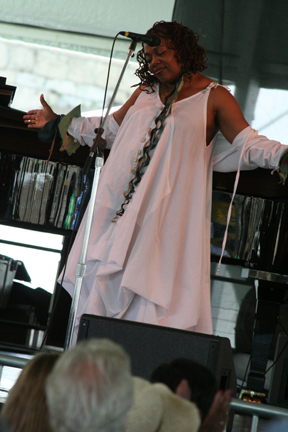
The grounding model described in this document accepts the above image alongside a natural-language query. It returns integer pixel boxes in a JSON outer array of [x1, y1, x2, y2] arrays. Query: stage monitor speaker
[[268, 333, 288, 407], [77, 314, 236, 394]]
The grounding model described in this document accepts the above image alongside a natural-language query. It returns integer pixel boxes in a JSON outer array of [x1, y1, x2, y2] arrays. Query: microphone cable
[[40, 31, 131, 350]]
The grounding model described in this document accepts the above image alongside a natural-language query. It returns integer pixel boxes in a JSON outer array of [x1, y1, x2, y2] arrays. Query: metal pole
[[251, 415, 259, 432], [231, 398, 288, 419], [64, 154, 103, 349], [64, 40, 137, 350]]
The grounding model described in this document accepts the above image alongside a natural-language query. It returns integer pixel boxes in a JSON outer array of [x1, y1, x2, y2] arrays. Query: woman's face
[[144, 38, 182, 84]]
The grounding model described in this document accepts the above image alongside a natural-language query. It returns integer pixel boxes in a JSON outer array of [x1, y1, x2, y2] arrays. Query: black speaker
[[77, 314, 236, 394], [268, 333, 288, 407]]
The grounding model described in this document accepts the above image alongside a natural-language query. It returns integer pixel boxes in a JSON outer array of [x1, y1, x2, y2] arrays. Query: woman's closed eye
[[145, 50, 166, 64], [156, 50, 166, 56]]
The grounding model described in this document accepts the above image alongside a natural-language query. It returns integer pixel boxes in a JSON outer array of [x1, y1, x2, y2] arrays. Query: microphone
[[119, 31, 161, 47]]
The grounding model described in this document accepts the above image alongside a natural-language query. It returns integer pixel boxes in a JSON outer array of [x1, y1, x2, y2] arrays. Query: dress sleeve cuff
[[68, 113, 119, 149]]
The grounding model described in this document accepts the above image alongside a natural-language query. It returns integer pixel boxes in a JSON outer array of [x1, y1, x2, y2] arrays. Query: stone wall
[[0, 38, 138, 115]]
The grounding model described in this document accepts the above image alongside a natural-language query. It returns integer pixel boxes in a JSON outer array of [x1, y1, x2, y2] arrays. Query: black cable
[[264, 320, 288, 375], [219, 0, 225, 85], [39, 172, 89, 349], [40, 32, 124, 349], [238, 354, 252, 395], [99, 32, 122, 127]]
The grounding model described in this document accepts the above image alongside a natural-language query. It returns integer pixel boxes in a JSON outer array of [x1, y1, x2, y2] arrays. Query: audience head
[[45, 338, 133, 432], [1, 352, 60, 432], [126, 377, 201, 432], [150, 358, 218, 422]]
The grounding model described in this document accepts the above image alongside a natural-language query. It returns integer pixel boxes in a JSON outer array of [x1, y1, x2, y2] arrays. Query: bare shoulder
[[208, 84, 243, 115], [208, 83, 249, 143], [113, 86, 144, 126], [130, 85, 145, 100], [123, 86, 144, 106], [210, 84, 235, 102]]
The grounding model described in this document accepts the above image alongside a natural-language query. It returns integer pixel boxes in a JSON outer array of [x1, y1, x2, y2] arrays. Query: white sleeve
[[67, 114, 119, 149], [213, 126, 288, 172]]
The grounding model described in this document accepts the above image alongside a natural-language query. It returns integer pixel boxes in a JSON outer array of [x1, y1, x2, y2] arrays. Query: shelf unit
[[0, 105, 93, 349]]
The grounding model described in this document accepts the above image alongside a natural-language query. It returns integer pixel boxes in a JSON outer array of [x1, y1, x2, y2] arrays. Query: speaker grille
[[78, 314, 236, 392]]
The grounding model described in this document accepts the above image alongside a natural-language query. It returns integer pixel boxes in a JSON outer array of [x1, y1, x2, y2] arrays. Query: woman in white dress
[[24, 21, 288, 342]]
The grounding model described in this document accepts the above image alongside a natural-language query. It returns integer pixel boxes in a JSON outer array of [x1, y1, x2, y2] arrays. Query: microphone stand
[[64, 39, 137, 350]]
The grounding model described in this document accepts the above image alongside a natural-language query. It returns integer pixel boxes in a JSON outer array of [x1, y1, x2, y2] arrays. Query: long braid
[[112, 73, 184, 222]]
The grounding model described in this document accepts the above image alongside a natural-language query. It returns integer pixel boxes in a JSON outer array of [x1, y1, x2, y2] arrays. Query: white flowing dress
[[61, 82, 287, 341]]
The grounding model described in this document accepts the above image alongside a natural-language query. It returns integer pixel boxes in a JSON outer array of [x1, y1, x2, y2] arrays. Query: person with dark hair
[[0, 352, 60, 432], [150, 358, 232, 432], [24, 20, 288, 342], [150, 358, 217, 423], [135, 20, 208, 89]]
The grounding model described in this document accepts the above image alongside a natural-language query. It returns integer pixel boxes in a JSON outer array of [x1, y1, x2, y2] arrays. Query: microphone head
[[147, 34, 161, 47]]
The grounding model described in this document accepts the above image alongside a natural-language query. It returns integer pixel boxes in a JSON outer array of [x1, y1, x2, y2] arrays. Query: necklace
[[111, 73, 184, 222]]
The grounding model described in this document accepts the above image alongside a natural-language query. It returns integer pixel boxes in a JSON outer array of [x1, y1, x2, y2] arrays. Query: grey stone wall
[[0, 38, 138, 115]]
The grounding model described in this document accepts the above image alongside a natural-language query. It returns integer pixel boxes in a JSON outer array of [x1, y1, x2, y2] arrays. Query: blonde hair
[[1, 352, 60, 432]]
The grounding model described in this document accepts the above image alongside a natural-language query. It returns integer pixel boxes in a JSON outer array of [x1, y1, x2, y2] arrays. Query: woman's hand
[[23, 94, 57, 129]]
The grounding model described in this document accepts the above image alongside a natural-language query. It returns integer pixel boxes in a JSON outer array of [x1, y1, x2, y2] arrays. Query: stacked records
[[0, 155, 92, 230]]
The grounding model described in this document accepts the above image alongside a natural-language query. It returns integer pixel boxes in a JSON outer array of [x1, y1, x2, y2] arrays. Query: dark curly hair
[[150, 358, 217, 422], [135, 20, 208, 89]]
